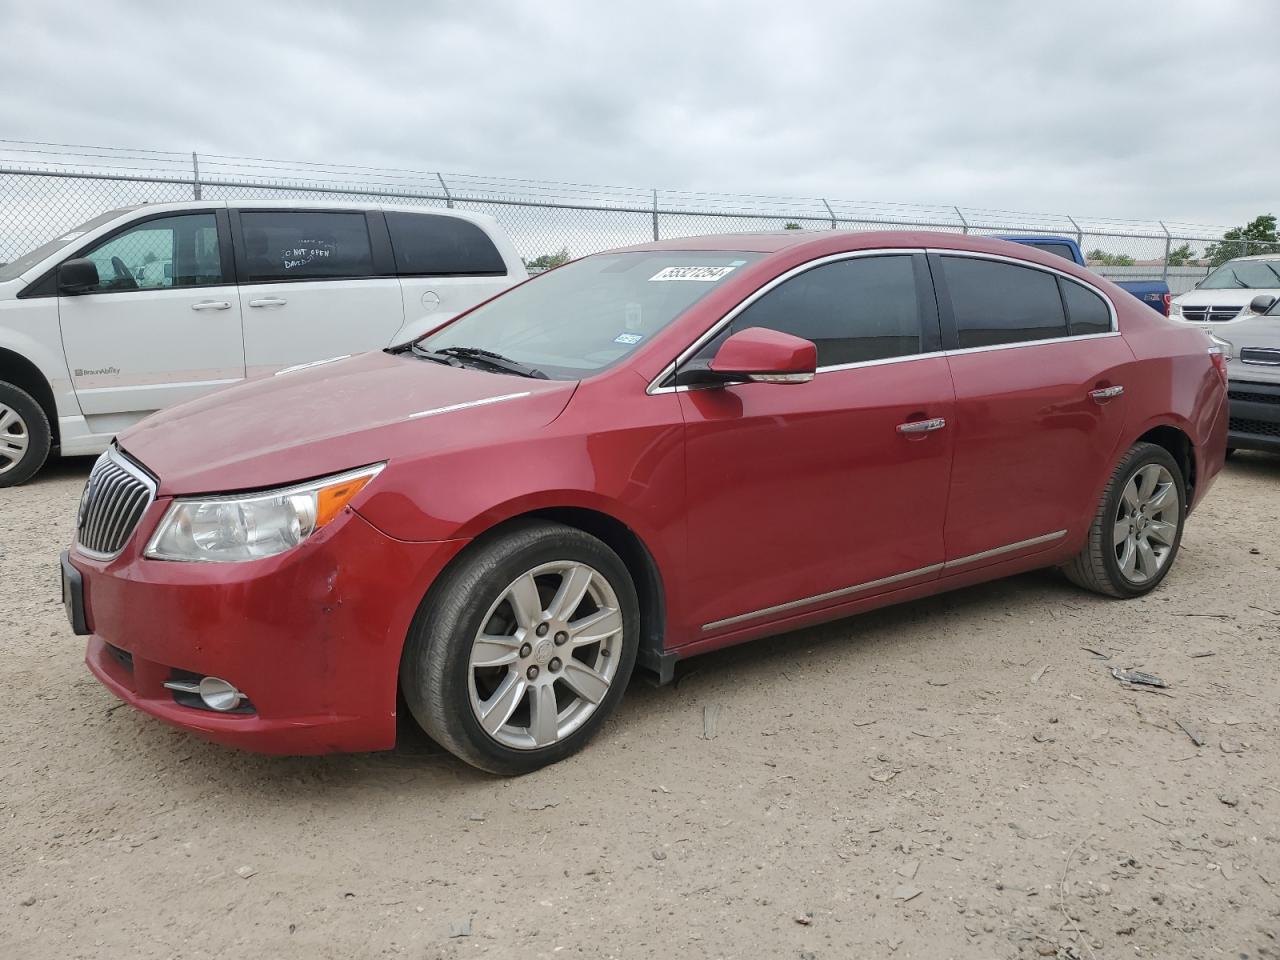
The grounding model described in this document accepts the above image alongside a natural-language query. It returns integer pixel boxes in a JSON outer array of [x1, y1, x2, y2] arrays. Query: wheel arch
[[1133, 423, 1196, 507], [0, 346, 59, 447]]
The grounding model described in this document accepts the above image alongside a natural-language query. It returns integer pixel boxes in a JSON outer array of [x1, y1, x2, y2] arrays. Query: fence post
[[652, 189, 660, 241], [1067, 215, 1082, 247], [821, 199, 837, 230], [953, 207, 968, 235], [436, 173, 454, 208], [1159, 221, 1171, 283], [191, 152, 201, 200]]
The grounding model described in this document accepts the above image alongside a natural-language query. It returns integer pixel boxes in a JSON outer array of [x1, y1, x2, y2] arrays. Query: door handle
[[1089, 385, 1124, 403], [191, 300, 231, 311], [248, 297, 288, 308], [896, 417, 947, 435]]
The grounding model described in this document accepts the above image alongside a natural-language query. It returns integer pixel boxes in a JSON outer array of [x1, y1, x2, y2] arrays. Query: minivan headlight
[[1169, 301, 1183, 318], [145, 464, 384, 562]]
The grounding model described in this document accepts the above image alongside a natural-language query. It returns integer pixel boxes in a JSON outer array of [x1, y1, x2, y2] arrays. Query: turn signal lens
[[316, 473, 377, 528]]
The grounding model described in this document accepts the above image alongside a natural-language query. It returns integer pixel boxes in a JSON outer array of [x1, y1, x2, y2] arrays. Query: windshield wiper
[[432, 346, 549, 379]]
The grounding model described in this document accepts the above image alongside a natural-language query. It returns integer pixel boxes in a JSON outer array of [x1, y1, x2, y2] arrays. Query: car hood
[[120, 351, 578, 496], [1173, 287, 1280, 308]]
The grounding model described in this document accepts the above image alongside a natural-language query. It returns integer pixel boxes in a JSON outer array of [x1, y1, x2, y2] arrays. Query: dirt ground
[[2, 453, 1278, 960]]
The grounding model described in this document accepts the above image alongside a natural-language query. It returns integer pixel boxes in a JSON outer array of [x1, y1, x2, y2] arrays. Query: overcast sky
[[1, 0, 1275, 229]]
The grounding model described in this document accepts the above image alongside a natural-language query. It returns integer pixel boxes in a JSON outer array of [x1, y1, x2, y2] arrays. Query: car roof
[[1221, 253, 1280, 263]]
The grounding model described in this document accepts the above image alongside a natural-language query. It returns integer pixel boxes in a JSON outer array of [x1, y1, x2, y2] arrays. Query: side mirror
[[1249, 294, 1276, 315], [678, 327, 817, 386], [57, 258, 100, 294]]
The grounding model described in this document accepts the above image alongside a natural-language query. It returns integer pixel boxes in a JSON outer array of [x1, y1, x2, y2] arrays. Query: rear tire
[[400, 520, 639, 775], [1062, 442, 1186, 598], [0, 381, 51, 487]]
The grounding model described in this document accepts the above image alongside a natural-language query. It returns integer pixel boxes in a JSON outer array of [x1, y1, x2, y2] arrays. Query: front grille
[[1230, 416, 1280, 438], [1240, 347, 1280, 366], [1182, 304, 1245, 323], [75, 447, 157, 559], [1230, 388, 1280, 406]]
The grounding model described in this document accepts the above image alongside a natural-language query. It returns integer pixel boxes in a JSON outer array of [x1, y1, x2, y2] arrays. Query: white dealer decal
[[649, 265, 737, 282]]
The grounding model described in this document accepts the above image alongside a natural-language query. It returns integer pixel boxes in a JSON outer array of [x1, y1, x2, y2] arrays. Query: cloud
[[0, 0, 1274, 228]]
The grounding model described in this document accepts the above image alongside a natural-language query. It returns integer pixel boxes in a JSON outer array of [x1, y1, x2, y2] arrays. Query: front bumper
[[1228, 379, 1280, 452], [69, 506, 467, 755]]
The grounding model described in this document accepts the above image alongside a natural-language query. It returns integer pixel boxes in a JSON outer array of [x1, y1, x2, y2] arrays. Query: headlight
[[1208, 333, 1233, 360], [1169, 302, 1182, 318], [144, 464, 384, 562]]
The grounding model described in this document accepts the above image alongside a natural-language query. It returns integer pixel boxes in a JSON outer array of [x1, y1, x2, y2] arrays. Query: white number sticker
[[649, 266, 736, 282]]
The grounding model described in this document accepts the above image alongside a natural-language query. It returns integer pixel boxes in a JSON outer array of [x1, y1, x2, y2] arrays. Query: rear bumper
[[1228, 379, 1280, 451], [70, 509, 468, 755]]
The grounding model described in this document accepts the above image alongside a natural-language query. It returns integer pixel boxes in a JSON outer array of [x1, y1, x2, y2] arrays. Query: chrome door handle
[[897, 417, 947, 434], [191, 300, 231, 311], [1089, 385, 1124, 403], [248, 297, 288, 308]]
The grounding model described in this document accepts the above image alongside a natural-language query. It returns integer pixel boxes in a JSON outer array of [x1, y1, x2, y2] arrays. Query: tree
[[524, 246, 571, 271], [783, 222, 802, 230], [1166, 243, 1196, 267], [1204, 214, 1278, 267], [1086, 249, 1135, 267]]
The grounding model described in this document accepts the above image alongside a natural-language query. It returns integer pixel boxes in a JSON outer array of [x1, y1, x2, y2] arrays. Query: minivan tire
[[400, 520, 639, 775], [0, 381, 51, 487], [1063, 442, 1186, 599]]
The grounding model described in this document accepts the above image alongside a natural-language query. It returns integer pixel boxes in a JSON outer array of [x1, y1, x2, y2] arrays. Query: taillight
[[1162, 293, 1172, 316], [1208, 346, 1229, 384]]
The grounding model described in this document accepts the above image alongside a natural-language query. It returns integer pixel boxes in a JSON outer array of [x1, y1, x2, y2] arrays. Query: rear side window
[[385, 212, 507, 276], [698, 255, 923, 367], [1060, 277, 1112, 336], [239, 211, 374, 282], [942, 257, 1068, 348]]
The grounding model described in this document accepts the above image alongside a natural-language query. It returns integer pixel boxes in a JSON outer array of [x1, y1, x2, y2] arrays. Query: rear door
[[932, 251, 1134, 566], [676, 252, 955, 636], [58, 209, 244, 424], [232, 208, 404, 376]]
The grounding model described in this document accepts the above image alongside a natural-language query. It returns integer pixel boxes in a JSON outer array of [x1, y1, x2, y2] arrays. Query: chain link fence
[[2, 142, 1277, 295]]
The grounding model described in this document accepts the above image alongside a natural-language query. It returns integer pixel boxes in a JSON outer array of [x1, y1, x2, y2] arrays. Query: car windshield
[[0, 208, 135, 283], [1199, 258, 1280, 290], [417, 250, 762, 379]]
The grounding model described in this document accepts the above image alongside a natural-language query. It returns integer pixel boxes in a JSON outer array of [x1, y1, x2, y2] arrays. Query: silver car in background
[[1213, 293, 1280, 455]]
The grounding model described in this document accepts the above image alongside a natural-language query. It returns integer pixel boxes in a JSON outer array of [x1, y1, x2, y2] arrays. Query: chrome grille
[[76, 447, 157, 559], [1182, 304, 1245, 323]]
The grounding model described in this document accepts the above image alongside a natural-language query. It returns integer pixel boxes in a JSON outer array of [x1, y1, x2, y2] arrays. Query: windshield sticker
[[649, 265, 736, 282], [614, 333, 644, 345]]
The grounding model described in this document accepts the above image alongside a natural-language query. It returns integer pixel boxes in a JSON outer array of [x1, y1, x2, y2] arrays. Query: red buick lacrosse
[[63, 230, 1228, 773]]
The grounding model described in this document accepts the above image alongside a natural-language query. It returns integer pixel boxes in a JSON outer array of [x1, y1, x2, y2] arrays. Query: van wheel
[[401, 520, 639, 775], [1062, 442, 1186, 598], [0, 381, 51, 487]]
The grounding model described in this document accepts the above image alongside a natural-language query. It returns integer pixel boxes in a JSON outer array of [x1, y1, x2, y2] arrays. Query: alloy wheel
[[0, 403, 30, 476], [467, 560, 625, 751], [1113, 463, 1180, 584]]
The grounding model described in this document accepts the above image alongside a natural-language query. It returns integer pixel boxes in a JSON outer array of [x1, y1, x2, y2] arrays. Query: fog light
[[164, 675, 245, 712]]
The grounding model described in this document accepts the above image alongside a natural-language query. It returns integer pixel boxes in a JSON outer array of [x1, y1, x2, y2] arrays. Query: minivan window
[[418, 251, 762, 379], [386, 211, 506, 276], [694, 255, 924, 367], [1060, 277, 1112, 336], [943, 256, 1069, 348], [0, 208, 136, 283], [239, 211, 374, 282], [79, 213, 223, 291]]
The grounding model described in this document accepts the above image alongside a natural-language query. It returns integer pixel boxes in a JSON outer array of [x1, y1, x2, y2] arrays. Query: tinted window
[[239, 211, 374, 282], [386, 212, 506, 276], [697, 255, 922, 367], [1060, 278, 1111, 336], [79, 214, 223, 291], [1034, 242, 1078, 263], [943, 257, 1068, 348]]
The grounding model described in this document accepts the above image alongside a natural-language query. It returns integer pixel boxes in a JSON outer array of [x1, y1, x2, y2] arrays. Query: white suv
[[0, 200, 526, 485]]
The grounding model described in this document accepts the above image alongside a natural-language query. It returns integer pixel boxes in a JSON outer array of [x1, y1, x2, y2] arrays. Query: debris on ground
[[702, 703, 722, 740], [892, 885, 923, 902], [794, 912, 813, 926], [235, 866, 257, 880], [449, 918, 472, 938], [1110, 668, 1168, 688], [1031, 664, 1049, 683], [1080, 646, 1111, 660]]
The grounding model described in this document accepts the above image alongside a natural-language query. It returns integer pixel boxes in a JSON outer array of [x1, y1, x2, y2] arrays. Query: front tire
[[1063, 442, 1186, 598], [401, 520, 639, 775], [0, 381, 51, 487]]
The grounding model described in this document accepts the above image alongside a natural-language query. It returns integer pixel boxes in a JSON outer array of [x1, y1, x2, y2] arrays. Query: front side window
[[386, 212, 506, 276], [0, 208, 136, 284], [943, 256, 1068, 348], [1199, 259, 1280, 290], [239, 211, 374, 282], [693, 255, 924, 367], [78, 214, 223, 292], [419, 251, 761, 379]]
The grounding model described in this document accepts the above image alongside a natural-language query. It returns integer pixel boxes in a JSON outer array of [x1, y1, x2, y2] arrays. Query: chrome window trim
[[73, 445, 158, 562], [700, 529, 1068, 633], [647, 246, 1122, 395]]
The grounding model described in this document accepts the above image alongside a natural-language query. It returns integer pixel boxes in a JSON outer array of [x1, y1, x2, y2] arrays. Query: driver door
[[57, 209, 245, 429]]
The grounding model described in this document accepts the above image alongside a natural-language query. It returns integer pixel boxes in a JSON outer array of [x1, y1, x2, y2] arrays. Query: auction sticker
[[649, 265, 736, 282]]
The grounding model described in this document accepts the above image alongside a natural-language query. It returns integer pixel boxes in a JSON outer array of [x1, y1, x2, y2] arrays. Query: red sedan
[[62, 231, 1228, 774]]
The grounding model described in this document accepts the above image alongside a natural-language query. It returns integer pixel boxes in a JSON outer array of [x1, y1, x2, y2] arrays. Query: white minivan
[[0, 200, 527, 485]]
